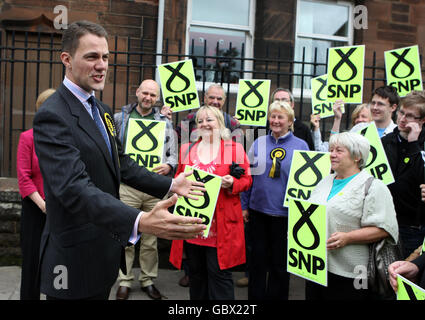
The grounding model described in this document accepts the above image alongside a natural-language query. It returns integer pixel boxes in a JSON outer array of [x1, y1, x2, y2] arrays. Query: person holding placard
[[241, 101, 308, 300], [388, 255, 425, 293], [310, 99, 349, 152], [382, 91, 425, 259], [306, 132, 398, 300], [113, 79, 178, 300], [174, 83, 241, 143], [169, 105, 252, 300]]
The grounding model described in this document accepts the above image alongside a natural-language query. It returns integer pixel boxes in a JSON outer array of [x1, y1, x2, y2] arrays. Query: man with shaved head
[[113, 79, 178, 300]]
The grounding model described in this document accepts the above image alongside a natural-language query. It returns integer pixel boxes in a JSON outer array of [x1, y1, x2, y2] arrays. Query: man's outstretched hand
[[138, 194, 206, 240], [171, 170, 206, 200]]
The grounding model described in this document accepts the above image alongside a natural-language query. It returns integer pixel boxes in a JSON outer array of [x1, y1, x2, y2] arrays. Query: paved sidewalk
[[0, 266, 305, 300]]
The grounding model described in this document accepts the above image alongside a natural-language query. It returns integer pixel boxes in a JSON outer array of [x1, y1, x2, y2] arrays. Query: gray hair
[[206, 83, 226, 99], [329, 132, 370, 170], [271, 88, 294, 103]]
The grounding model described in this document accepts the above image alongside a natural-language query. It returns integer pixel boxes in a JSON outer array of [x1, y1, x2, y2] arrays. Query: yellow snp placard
[[327, 45, 365, 103], [173, 166, 222, 238], [158, 59, 200, 112], [397, 275, 425, 300], [125, 119, 166, 171], [283, 150, 331, 207], [311, 74, 345, 118], [351, 122, 395, 185], [385, 45, 423, 97], [235, 79, 271, 127], [422, 236, 425, 255], [287, 198, 327, 287]]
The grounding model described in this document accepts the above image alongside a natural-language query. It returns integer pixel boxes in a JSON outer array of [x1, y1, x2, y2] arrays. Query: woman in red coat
[[17, 88, 55, 300], [169, 105, 252, 300]]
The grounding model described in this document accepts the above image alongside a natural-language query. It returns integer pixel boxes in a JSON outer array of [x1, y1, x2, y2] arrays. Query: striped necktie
[[87, 96, 112, 158]]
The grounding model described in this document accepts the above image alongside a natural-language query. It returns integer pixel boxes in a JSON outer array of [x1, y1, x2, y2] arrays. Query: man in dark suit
[[33, 20, 206, 300]]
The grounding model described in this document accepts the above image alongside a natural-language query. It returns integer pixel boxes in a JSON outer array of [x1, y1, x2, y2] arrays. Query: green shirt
[[123, 108, 155, 149]]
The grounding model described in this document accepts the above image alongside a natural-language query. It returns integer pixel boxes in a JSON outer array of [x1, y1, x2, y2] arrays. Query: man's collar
[[63, 76, 95, 103]]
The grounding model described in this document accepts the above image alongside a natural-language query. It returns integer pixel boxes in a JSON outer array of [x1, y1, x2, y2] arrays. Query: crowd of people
[[15, 20, 425, 301]]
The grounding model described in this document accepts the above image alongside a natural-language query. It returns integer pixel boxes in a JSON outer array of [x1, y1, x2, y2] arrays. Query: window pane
[[298, 0, 349, 37], [189, 26, 245, 83], [293, 38, 347, 89], [192, 0, 250, 26]]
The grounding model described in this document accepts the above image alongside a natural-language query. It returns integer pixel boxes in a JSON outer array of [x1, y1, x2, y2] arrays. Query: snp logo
[[53, 265, 68, 290]]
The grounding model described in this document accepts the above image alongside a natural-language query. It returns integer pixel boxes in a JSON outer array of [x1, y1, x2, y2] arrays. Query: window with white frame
[[293, 0, 353, 96], [186, 0, 255, 90]]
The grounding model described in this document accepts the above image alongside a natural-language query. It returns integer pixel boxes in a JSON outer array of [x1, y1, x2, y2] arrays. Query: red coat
[[169, 139, 252, 270]]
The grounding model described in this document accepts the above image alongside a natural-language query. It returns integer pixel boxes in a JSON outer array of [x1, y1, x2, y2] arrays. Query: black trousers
[[247, 209, 290, 300], [305, 271, 370, 300], [185, 242, 234, 300], [20, 197, 46, 300], [46, 289, 111, 300]]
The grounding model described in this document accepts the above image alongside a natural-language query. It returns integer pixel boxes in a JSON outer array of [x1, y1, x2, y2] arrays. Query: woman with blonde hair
[[169, 105, 252, 300], [241, 101, 309, 300], [350, 103, 372, 126]]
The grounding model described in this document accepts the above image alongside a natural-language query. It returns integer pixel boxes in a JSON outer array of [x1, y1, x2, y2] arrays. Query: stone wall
[[0, 178, 21, 266], [0, 177, 177, 268]]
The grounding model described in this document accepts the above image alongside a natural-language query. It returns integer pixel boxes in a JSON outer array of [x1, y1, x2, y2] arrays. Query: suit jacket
[[33, 83, 171, 299], [293, 119, 314, 151], [412, 254, 425, 289]]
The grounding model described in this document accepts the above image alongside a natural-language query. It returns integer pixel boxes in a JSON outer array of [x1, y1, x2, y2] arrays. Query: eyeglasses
[[397, 109, 422, 121], [370, 100, 389, 108]]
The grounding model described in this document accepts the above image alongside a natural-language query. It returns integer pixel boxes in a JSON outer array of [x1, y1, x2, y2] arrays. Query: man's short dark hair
[[62, 20, 108, 56], [372, 85, 400, 107]]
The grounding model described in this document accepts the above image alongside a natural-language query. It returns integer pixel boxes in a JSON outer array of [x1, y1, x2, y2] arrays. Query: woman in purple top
[[241, 101, 309, 300]]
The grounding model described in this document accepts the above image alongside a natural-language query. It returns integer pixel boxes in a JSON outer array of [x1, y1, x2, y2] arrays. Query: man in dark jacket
[[382, 91, 425, 259]]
